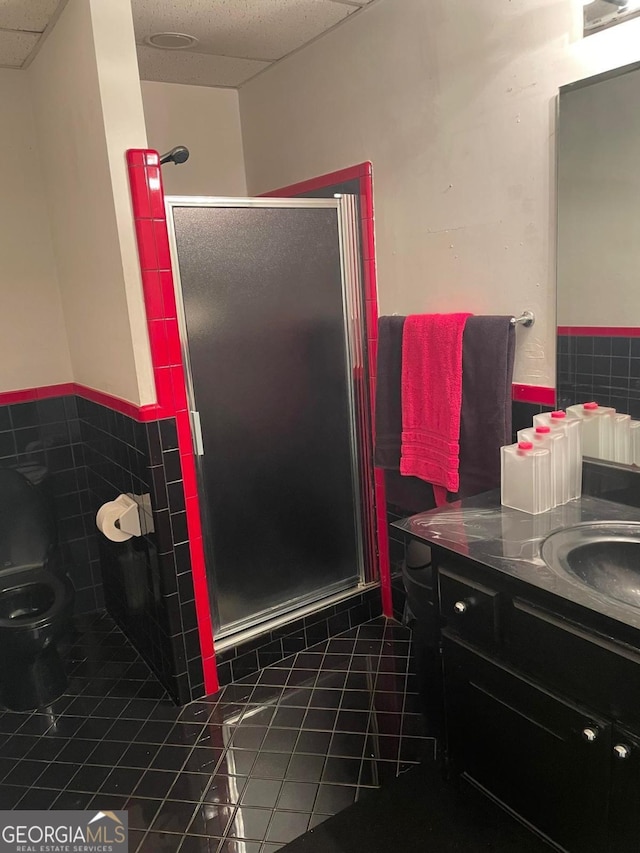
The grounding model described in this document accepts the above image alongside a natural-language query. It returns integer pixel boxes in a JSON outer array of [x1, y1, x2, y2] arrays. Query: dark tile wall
[[582, 458, 640, 507], [0, 389, 387, 703], [557, 334, 640, 417], [512, 400, 555, 442], [390, 575, 407, 623], [215, 587, 382, 686], [0, 396, 102, 614], [385, 506, 407, 576], [77, 398, 203, 705]]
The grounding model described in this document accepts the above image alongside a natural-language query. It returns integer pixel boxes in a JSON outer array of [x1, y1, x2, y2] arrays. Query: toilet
[[0, 468, 75, 711]]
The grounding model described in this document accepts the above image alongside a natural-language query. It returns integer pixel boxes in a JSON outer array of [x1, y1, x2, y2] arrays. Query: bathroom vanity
[[394, 492, 640, 853]]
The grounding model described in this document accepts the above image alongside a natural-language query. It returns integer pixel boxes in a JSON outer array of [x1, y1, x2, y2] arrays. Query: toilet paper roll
[[96, 500, 134, 542]]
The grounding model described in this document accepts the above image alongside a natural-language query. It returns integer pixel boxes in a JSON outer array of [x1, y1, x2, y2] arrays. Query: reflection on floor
[[0, 613, 432, 852]]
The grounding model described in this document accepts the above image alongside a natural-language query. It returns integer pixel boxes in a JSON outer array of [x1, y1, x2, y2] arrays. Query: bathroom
[[1, 0, 639, 850]]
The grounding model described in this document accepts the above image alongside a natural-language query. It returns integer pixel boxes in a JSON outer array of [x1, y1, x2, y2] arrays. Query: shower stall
[[165, 195, 373, 645]]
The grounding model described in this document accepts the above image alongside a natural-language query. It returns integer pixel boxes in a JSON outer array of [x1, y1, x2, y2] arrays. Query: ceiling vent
[[145, 32, 198, 50]]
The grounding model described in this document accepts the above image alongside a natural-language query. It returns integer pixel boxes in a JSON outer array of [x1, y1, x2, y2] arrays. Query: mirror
[[584, 2, 640, 37], [556, 62, 640, 468]]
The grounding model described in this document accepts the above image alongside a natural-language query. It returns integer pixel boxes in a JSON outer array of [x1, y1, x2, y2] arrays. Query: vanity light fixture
[[145, 32, 199, 50]]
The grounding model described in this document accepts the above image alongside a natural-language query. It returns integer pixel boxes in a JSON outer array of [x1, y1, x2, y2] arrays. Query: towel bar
[[511, 310, 535, 328]]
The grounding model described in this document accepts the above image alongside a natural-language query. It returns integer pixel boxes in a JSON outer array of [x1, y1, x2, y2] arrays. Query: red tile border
[[127, 147, 218, 695], [128, 167, 152, 219], [260, 162, 372, 198], [134, 219, 157, 270], [142, 271, 165, 321], [180, 451, 198, 499], [148, 320, 170, 368], [159, 271, 178, 319], [153, 367, 173, 411], [511, 384, 556, 406], [35, 383, 76, 400], [127, 150, 146, 167], [0, 382, 165, 421], [0, 380, 559, 422], [558, 326, 640, 337]]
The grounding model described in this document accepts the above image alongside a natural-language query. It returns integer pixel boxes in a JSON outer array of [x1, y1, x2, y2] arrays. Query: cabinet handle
[[453, 600, 468, 614], [614, 744, 631, 760], [582, 727, 598, 742]]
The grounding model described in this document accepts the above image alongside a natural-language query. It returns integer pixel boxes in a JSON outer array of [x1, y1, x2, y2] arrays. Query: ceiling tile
[[136, 44, 269, 88], [0, 29, 40, 67], [0, 0, 61, 32], [132, 0, 356, 62]]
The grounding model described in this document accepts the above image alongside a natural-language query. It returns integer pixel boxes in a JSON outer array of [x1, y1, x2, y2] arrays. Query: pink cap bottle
[[533, 409, 582, 501], [501, 441, 552, 514]]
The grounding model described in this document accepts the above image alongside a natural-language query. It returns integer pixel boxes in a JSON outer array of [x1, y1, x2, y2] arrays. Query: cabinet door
[[444, 634, 611, 853], [608, 726, 640, 853]]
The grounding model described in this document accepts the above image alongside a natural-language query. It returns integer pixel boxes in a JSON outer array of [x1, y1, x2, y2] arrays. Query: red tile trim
[[511, 384, 556, 406], [127, 148, 218, 696], [35, 383, 76, 399], [127, 150, 146, 167], [74, 384, 165, 422], [0, 383, 73, 407], [0, 382, 166, 421], [260, 162, 372, 198], [263, 165, 390, 615], [558, 326, 640, 337]]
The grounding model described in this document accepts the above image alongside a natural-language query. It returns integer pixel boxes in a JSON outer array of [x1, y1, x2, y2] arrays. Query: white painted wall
[[240, 0, 640, 387], [29, 0, 155, 405], [0, 69, 72, 393], [141, 81, 247, 197]]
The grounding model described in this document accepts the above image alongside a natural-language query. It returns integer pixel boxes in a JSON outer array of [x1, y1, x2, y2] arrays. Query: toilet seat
[[0, 568, 73, 630]]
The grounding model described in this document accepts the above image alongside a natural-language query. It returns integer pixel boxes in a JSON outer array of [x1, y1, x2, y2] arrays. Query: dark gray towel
[[384, 469, 436, 514], [374, 316, 406, 469], [458, 316, 515, 497]]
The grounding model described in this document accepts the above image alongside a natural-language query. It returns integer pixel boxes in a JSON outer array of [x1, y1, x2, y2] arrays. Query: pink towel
[[400, 313, 472, 505]]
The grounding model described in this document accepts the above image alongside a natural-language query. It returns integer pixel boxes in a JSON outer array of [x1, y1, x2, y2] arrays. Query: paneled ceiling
[[0, 0, 62, 68], [0, 0, 374, 87], [133, 0, 375, 88]]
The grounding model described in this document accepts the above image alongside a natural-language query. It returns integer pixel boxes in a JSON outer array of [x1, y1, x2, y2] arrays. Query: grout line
[[1, 615, 423, 851]]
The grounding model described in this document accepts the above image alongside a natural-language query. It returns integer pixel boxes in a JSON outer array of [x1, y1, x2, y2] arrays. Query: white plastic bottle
[[501, 441, 552, 515], [613, 413, 632, 464], [566, 402, 615, 461], [631, 420, 640, 467], [518, 425, 569, 507], [533, 411, 582, 501]]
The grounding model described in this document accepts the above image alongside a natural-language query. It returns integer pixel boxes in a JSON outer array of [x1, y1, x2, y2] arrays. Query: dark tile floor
[[0, 613, 432, 852]]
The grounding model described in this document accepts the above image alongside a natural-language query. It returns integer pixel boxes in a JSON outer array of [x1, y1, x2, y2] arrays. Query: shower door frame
[[165, 195, 368, 642]]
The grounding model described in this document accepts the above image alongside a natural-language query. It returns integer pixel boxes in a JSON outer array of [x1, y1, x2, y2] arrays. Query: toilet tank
[[0, 468, 56, 572]]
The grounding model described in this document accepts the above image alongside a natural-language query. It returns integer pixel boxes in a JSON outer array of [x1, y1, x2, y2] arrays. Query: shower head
[[160, 146, 190, 166]]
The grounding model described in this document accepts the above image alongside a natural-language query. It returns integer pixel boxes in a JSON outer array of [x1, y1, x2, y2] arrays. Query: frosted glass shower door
[[167, 198, 364, 638]]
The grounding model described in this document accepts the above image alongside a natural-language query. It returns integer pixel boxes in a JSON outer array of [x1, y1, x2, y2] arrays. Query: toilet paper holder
[[113, 494, 141, 537], [96, 493, 153, 541]]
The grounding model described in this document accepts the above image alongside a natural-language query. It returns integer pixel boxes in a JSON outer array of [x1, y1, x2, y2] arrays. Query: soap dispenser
[[517, 425, 569, 507], [501, 441, 552, 515], [533, 411, 582, 501]]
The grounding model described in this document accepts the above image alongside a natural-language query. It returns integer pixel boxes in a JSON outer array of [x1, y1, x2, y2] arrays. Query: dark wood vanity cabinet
[[435, 554, 640, 853], [609, 727, 640, 852]]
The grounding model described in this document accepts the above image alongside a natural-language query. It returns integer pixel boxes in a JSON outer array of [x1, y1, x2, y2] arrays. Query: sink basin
[[540, 522, 640, 609]]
